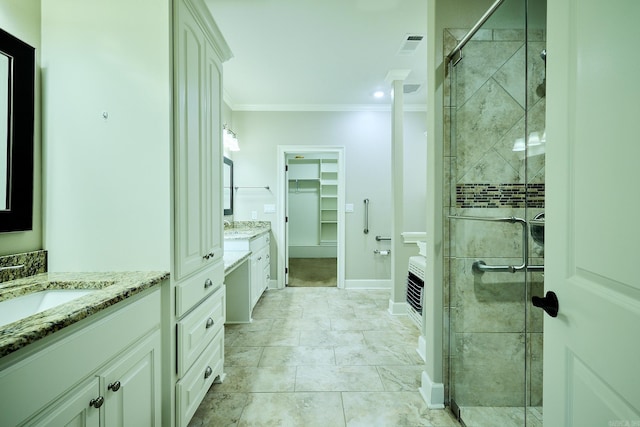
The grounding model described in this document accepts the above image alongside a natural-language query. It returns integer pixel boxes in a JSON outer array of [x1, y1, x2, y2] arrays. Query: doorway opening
[[276, 146, 345, 289]]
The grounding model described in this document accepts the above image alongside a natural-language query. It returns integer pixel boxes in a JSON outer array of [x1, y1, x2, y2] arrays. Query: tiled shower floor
[[458, 406, 543, 427]]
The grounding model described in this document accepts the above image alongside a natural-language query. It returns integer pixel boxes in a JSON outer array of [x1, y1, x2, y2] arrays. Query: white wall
[[41, 0, 172, 271], [230, 110, 426, 282], [0, 0, 42, 256]]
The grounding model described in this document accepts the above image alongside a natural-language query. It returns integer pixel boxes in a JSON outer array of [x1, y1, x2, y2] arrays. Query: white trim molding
[[388, 299, 408, 316], [416, 335, 427, 362], [419, 371, 445, 409]]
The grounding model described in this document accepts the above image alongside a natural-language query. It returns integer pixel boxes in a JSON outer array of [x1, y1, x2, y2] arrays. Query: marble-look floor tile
[[376, 365, 424, 391], [212, 366, 297, 392], [238, 392, 345, 427], [194, 286, 461, 427], [188, 392, 248, 427], [295, 365, 384, 392], [331, 317, 401, 331], [271, 317, 331, 331], [363, 330, 420, 347], [258, 346, 335, 366], [299, 330, 366, 346], [251, 306, 304, 319], [335, 343, 416, 366], [224, 346, 264, 367], [225, 318, 275, 332], [342, 392, 459, 427], [228, 329, 301, 347]]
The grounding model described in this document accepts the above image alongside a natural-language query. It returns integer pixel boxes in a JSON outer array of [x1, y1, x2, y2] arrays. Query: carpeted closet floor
[[288, 258, 337, 287]]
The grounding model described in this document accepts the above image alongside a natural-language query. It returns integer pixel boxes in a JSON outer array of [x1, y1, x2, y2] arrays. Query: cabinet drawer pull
[[204, 278, 213, 289], [206, 317, 214, 329], [108, 381, 121, 392], [89, 396, 104, 409], [202, 252, 215, 260], [204, 366, 213, 379]]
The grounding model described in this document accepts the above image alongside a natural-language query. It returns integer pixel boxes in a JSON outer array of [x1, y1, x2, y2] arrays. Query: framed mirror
[[0, 28, 35, 232], [223, 157, 233, 216]]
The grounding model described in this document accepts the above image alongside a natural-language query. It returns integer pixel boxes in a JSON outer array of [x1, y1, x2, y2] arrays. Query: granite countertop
[[224, 251, 251, 274], [224, 221, 271, 241], [0, 271, 169, 358]]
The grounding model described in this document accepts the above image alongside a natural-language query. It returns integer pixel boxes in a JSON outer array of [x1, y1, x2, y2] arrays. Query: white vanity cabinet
[[27, 331, 160, 427], [225, 232, 271, 312], [0, 288, 162, 427]]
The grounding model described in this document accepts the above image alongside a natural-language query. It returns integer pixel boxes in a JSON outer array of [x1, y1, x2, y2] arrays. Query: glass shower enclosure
[[444, 0, 546, 426]]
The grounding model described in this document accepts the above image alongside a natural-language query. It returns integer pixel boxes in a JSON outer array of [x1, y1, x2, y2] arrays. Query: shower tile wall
[[444, 28, 545, 408]]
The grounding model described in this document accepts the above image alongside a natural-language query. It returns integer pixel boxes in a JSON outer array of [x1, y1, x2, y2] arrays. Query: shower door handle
[[532, 291, 559, 318]]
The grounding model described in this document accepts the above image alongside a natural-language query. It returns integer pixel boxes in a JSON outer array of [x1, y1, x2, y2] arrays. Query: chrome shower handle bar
[[448, 215, 543, 273]]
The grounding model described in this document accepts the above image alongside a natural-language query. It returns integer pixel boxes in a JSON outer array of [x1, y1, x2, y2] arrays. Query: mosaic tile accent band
[[456, 184, 545, 208]]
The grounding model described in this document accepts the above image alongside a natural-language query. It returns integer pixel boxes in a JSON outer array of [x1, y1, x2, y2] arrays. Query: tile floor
[[188, 287, 461, 427], [458, 406, 543, 427]]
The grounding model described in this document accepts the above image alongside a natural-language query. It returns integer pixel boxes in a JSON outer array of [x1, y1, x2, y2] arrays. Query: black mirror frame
[[223, 156, 233, 216], [0, 28, 35, 232]]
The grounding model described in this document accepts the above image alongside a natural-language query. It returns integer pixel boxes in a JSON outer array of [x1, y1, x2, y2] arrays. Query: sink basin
[[0, 289, 95, 327]]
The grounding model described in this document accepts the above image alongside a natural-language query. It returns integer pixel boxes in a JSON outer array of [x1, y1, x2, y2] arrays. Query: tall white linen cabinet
[[171, 1, 232, 426]]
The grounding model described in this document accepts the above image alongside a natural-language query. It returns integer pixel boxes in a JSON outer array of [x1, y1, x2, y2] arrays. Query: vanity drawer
[[176, 286, 225, 377], [175, 261, 224, 317], [175, 328, 224, 427]]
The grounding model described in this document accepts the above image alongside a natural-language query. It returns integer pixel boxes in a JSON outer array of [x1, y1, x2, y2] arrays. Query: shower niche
[[444, 0, 546, 425]]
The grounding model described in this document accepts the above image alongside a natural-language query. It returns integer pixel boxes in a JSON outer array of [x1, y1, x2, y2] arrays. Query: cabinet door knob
[[206, 317, 214, 329], [204, 278, 213, 288], [89, 396, 104, 409], [108, 381, 121, 392], [257, 256, 262, 261], [204, 366, 213, 379]]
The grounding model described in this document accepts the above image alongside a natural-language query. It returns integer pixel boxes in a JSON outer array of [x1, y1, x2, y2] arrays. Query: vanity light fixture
[[223, 124, 240, 151]]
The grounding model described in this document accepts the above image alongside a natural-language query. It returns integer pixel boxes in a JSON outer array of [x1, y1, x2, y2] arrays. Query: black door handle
[[532, 291, 559, 317]]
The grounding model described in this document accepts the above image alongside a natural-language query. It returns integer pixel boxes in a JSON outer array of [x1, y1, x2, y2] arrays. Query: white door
[[545, 1, 640, 425]]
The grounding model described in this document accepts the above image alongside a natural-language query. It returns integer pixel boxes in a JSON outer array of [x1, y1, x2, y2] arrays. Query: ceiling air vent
[[403, 83, 422, 94], [398, 34, 424, 55]]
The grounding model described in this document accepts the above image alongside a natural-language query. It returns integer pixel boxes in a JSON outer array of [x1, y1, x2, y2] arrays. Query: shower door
[[445, 1, 546, 426]]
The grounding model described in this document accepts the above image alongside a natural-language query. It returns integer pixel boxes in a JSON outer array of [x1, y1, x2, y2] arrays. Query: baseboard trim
[[344, 279, 391, 290], [419, 371, 445, 409], [388, 300, 407, 316], [416, 335, 427, 362]]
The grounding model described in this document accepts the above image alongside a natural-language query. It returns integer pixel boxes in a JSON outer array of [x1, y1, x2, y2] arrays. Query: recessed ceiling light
[[373, 91, 385, 98]]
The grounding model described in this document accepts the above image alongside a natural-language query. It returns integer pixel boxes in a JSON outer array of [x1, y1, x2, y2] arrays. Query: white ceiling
[[204, 0, 428, 111]]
